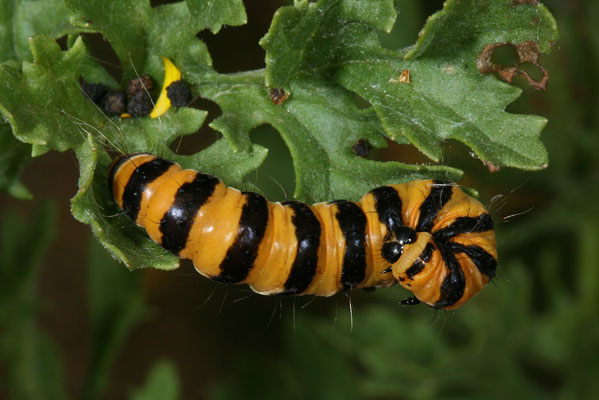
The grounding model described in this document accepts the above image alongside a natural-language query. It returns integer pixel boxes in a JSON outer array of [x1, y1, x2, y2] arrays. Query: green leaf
[[63, 0, 452, 203], [65, 0, 229, 82], [0, 0, 76, 62], [142, 1, 213, 78], [0, 35, 101, 154], [261, 0, 558, 169], [405, 0, 558, 58], [199, 71, 460, 203], [130, 360, 181, 400], [66, 0, 247, 80], [285, 78, 462, 200], [186, 0, 247, 34], [0, 1, 81, 198], [0, 121, 32, 199], [261, 0, 397, 88], [67, 34, 119, 89], [200, 70, 331, 202], [64, 0, 150, 82]]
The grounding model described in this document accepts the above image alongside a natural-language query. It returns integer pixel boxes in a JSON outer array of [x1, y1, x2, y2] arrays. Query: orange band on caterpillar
[[108, 153, 497, 309]]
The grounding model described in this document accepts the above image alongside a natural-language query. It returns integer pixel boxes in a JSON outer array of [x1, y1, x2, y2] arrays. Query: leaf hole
[[438, 141, 494, 178], [377, 1, 444, 50], [170, 97, 222, 156], [196, 1, 279, 73], [249, 124, 294, 202], [150, 0, 182, 6], [56, 35, 68, 51], [81, 33, 123, 84], [352, 93, 371, 110], [478, 41, 549, 90], [518, 61, 545, 82], [489, 44, 520, 66], [370, 139, 432, 165]]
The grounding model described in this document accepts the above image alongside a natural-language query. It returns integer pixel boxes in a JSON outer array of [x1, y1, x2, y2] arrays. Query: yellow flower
[[149, 57, 182, 118]]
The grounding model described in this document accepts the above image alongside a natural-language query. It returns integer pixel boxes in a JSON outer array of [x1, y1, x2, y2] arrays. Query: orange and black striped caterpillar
[[108, 153, 497, 310]]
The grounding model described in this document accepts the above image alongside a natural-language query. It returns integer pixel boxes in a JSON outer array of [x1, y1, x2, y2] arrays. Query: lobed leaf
[[262, 0, 558, 170], [0, 0, 76, 63], [0, 1, 80, 198], [198, 71, 461, 203], [186, 0, 247, 34], [285, 78, 462, 200], [65, 0, 241, 81], [0, 35, 101, 155]]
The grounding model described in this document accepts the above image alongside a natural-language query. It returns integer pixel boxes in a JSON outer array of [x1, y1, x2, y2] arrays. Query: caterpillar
[[107, 153, 497, 310]]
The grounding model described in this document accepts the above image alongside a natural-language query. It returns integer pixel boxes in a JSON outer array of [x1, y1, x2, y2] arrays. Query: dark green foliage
[[262, 0, 556, 169], [0, 0, 77, 63], [1, 1, 595, 400], [0, 203, 65, 400], [0, 209, 180, 400], [130, 360, 181, 400], [79, 240, 149, 400], [0, 121, 31, 199]]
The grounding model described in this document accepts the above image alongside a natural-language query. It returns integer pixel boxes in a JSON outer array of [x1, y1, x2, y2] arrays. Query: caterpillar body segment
[[108, 154, 497, 309]]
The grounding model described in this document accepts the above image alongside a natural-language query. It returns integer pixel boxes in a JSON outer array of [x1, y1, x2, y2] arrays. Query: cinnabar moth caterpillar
[[108, 154, 497, 310]]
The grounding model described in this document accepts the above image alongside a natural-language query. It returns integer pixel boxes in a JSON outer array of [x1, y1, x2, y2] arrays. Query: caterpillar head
[[381, 226, 418, 266], [382, 227, 462, 309]]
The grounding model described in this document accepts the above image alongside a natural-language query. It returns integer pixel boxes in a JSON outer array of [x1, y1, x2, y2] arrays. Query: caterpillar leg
[[400, 296, 420, 306]]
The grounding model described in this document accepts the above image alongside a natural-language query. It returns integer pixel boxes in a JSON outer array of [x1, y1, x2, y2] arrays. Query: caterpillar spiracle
[[108, 153, 497, 310]]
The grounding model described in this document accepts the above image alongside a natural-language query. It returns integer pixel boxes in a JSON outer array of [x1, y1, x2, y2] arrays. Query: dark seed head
[[102, 90, 126, 116], [166, 80, 192, 107], [80, 81, 107, 105], [127, 75, 153, 97], [127, 90, 153, 117], [352, 139, 370, 158]]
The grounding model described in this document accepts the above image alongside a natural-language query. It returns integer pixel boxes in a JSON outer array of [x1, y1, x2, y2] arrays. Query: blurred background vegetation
[[0, 0, 597, 399]]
